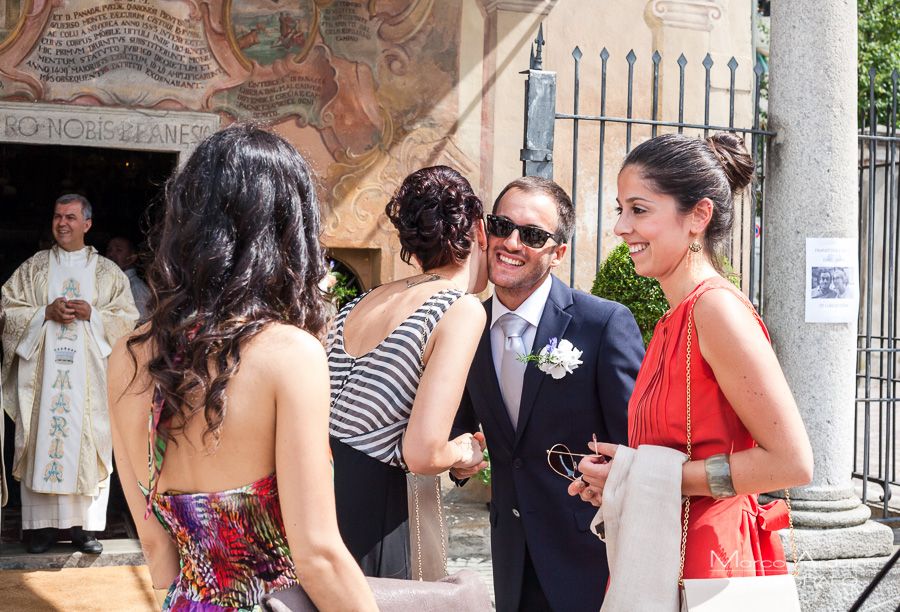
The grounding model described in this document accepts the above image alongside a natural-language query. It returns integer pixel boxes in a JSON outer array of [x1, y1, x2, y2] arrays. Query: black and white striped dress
[[328, 288, 464, 468], [327, 287, 464, 578]]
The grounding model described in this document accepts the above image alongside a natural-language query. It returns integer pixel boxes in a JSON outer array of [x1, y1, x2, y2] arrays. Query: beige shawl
[[591, 444, 687, 612]]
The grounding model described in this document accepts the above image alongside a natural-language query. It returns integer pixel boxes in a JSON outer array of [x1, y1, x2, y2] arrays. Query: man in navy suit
[[452, 176, 644, 612]]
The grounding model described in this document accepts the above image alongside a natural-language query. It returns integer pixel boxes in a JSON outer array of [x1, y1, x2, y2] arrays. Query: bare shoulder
[[692, 285, 766, 345], [109, 328, 144, 380], [437, 293, 486, 330], [107, 329, 155, 405], [245, 324, 327, 368], [448, 293, 487, 319]]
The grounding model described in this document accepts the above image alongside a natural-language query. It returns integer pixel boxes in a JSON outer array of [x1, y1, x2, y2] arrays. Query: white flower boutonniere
[[518, 337, 583, 379]]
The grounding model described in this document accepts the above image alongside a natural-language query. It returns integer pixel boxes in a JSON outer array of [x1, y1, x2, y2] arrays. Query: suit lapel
[[473, 299, 517, 447], [514, 276, 573, 447]]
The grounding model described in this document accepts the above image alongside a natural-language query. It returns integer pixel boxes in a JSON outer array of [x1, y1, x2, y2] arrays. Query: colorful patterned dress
[[141, 390, 297, 611]]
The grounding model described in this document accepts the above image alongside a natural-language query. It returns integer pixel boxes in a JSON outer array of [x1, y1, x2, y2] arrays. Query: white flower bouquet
[[518, 337, 583, 379]]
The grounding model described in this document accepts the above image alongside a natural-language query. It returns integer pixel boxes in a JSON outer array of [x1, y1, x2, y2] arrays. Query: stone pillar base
[[781, 522, 895, 561], [761, 492, 895, 559], [787, 554, 900, 611]]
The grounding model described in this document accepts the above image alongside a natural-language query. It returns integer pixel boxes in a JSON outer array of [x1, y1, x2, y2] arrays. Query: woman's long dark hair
[[128, 124, 329, 449]]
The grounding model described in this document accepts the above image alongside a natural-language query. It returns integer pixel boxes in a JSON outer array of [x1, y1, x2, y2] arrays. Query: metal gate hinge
[[520, 149, 553, 162]]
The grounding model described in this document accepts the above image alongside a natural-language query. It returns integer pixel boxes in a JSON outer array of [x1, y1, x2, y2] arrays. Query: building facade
[[0, 0, 755, 289]]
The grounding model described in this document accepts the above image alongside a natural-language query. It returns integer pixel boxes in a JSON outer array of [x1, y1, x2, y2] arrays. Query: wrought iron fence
[[520, 25, 774, 303], [855, 66, 900, 522]]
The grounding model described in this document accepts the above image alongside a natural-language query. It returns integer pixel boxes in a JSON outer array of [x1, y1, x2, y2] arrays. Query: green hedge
[[591, 243, 741, 346], [591, 242, 668, 347]]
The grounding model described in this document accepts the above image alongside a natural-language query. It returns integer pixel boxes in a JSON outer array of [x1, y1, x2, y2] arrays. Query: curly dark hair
[[621, 132, 754, 274], [385, 166, 483, 271], [127, 124, 329, 449]]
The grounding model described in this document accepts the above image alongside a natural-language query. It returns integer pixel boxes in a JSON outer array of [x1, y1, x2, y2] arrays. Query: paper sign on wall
[[805, 238, 859, 323]]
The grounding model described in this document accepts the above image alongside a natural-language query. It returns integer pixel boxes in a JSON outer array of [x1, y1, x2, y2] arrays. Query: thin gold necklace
[[405, 273, 460, 290]]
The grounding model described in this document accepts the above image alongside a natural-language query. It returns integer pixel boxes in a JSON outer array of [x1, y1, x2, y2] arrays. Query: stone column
[[764, 1, 897, 609]]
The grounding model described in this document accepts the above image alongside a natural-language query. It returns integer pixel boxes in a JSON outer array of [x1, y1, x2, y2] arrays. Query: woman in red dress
[[571, 132, 813, 579]]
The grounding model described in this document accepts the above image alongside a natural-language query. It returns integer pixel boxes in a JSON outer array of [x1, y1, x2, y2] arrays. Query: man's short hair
[[110, 236, 136, 254], [56, 194, 92, 221], [492, 176, 575, 243]]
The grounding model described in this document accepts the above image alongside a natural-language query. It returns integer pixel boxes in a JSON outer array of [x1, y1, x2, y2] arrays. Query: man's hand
[[450, 464, 487, 480], [45, 298, 75, 324], [67, 299, 92, 321]]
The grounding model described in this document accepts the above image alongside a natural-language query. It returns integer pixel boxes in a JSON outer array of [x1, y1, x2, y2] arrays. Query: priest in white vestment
[[1, 194, 138, 554]]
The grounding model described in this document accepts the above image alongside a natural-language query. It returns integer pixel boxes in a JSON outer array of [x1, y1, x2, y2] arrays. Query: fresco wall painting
[[0, 0, 474, 284]]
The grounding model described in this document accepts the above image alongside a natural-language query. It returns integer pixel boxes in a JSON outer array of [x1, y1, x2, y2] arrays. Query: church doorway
[[0, 142, 178, 283], [0, 142, 178, 548]]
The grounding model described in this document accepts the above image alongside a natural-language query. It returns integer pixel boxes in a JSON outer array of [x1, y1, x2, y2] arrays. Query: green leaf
[[591, 243, 668, 347]]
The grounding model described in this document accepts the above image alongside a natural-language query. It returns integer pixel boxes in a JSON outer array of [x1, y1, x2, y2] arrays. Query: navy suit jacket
[[454, 275, 644, 612]]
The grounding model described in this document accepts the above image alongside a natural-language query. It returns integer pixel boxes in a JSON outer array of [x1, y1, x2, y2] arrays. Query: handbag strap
[[678, 295, 798, 585], [413, 299, 448, 578], [411, 474, 448, 578]]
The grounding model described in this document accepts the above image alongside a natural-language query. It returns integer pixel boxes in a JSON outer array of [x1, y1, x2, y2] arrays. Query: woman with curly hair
[[328, 165, 489, 580], [107, 125, 377, 612]]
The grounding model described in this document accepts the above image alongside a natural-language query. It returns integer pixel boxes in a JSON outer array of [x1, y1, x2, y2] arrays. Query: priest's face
[[52, 202, 91, 252]]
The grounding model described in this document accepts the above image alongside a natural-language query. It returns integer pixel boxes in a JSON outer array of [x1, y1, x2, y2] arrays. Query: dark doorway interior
[[0, 142, 177, 283], [1, 142, 177, 546]]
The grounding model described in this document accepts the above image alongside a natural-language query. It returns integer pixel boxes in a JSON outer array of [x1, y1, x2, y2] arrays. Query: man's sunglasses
[[546, 444, 605, 482], [486, 214, 562, 249]]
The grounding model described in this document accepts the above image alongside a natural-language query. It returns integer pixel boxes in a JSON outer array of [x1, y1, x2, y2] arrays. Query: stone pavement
[[444, 477, 494, 609]]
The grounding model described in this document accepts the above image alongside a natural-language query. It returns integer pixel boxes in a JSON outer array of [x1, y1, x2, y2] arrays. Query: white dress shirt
[[490, 274, 554, 383]]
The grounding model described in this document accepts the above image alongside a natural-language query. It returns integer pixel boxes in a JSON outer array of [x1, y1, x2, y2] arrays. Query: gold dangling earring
[[686, 240, 703, 277]]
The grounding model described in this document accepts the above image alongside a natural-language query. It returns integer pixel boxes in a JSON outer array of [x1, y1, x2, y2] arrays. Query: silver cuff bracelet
[[705, 453, 737, 499]]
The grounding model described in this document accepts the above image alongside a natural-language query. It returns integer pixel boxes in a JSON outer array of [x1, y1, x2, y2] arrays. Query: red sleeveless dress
[[629, 277, 790, 579]]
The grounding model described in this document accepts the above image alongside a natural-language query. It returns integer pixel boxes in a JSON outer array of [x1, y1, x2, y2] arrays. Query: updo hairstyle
[[385, 166, 484, 271], [621, 132, 754, 273]]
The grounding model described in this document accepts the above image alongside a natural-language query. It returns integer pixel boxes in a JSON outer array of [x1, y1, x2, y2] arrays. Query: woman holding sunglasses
[[328, 165, 489, 579], [570, 133, 813, 594], [106, 125, 377, 611]]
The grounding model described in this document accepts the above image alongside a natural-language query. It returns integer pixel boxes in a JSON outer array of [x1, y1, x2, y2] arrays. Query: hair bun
[[706, 132, 754, 192], [385, 166, 483, 271]]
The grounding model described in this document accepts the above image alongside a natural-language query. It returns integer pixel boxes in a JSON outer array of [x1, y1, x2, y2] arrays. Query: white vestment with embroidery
[[1, 246, 137, 529]]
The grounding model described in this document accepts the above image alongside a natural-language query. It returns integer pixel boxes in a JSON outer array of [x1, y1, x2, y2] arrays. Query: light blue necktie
[[498, 313, 529, 428]]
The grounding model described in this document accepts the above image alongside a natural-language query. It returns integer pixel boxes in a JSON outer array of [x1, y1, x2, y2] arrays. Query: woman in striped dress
[[328, 166, 490, 579]]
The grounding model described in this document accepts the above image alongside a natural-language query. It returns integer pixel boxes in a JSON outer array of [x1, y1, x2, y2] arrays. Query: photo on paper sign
[[805, 238, 858, 324], [810, 266, 854, 300]]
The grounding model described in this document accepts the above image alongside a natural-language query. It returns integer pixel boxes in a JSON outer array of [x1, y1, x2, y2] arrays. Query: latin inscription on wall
[[20, 0, 223, 107]]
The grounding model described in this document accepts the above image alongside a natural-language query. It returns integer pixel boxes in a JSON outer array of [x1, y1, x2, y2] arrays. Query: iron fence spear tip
[[533, 23, 545, 70], [572, 46, 582, 61], [728, 57, 739, 71], [600, 48, 609, 61], [703, 53, 714, 69], [677, 53, 687, 67], [626, 49, 636, 64]]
